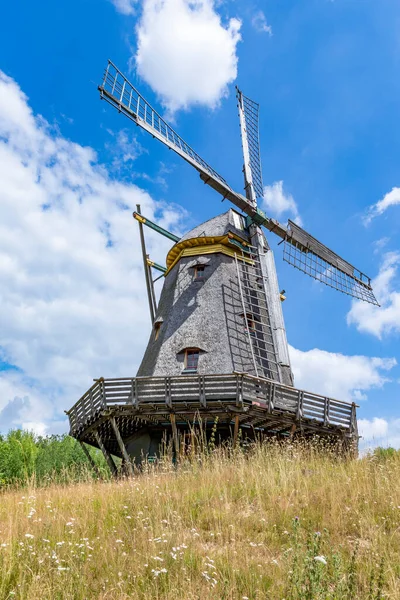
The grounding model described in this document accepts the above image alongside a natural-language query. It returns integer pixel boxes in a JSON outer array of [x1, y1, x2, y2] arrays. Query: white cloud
[[262, 180, 302, 225], [358, 418, 400, 450], [105, 128, 147, 173], [289, 345, 396, 402], [110, 0, 137, 15], [347, 252, 400, 339], [251, 11, 272, 35], [364, 186, 400, 224], [358, 417, 388, 440], [0, 71, 186, 435], [134, 0, 241, 112]]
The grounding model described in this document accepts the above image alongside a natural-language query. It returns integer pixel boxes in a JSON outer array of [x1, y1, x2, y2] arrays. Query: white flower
[[314, 555, 327, 565], [25, 534, 34, 539]]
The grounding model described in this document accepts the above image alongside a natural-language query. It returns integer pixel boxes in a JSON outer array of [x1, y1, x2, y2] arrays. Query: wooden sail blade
[[283, 220, 379, 305], [237, 89, 264, 201], [98, 60, 252, 215]]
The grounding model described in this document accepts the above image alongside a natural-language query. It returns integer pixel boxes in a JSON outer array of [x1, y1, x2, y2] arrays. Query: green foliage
[[373, 446, 400, 460], [0, 430, 108, 488]]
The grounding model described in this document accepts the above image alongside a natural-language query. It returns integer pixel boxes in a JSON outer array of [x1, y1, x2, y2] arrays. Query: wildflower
[[115, 540, 123, 544], [314, 556, 327, 565], [25, 534, 34, 539]]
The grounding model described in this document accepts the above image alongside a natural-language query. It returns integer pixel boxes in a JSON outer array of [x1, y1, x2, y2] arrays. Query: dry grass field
[[0, 443, 399, 599]]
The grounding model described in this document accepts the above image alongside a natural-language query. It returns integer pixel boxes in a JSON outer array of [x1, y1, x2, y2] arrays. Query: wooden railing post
[[350, 403, 357, 433], [296, 390, 303, 420], [130, 378, 138, 407], [165, 377, 172, 408], [99, 378, 107, 408], [89, 388, 95, 415], [199, 375, 206, 407], [236, 374, 243, 407], [324, 398, 330, 426], [268, 383, 275, 413]]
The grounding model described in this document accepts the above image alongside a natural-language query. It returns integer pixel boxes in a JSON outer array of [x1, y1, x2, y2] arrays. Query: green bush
[[0, 430, 108, 488]]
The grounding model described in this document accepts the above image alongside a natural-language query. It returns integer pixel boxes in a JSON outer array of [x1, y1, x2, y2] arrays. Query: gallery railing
[[66, 373, 357, 436]]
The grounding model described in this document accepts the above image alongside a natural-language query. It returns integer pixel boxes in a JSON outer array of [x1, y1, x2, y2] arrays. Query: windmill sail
[[283, 220, 379, 305], [237, 90, 264, 201], [99, 61, 252, 215], [99, 60, 379, 307]]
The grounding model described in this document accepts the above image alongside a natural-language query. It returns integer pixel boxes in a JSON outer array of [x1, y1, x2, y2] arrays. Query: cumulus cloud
[[347, 252, 400, 339], [251, 10, 272, 35], [289, 345, 396, 402], [358, 417, 400, 450], [364, 186, 400, 224], [110, 0, 137, 15], [0, 71, 186, 435], [134, 0, 241, 112], [105, 128, 147, 174], [262, 181, 302, 225]]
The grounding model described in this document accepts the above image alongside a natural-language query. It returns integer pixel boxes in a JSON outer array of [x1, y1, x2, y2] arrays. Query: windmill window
[[194, 265, 205, 281], [184, 349, 200, 373], [154, 321, 162, 340]]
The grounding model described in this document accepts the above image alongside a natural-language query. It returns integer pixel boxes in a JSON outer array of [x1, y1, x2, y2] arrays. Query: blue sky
[[0, 0, 399, 447]]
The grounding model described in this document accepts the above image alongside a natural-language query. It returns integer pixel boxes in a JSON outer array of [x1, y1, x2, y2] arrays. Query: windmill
[[66, 61, 377, 471]]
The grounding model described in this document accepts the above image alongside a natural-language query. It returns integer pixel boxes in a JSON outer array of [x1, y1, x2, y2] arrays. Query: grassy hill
[[0, 441, 399, 599]]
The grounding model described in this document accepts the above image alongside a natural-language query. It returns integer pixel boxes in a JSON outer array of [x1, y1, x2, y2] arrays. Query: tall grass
[[0, 441, 399, 599]]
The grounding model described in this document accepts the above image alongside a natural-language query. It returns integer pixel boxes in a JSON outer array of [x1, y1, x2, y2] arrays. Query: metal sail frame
[[98, 59, 379, 307]]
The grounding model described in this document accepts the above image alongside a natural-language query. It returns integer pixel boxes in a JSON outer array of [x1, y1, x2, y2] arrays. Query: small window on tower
[[154, 321, 162, 340], [184, 349, 200, 373], [194, 265, 205, 281]]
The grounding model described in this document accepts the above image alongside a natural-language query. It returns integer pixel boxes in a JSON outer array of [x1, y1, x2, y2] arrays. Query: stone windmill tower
[[66, 62, 378, 470]]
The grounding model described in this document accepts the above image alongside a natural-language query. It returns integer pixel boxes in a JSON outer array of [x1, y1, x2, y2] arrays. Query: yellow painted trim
[[165, 242, 254, 275], [166, 233, 250, 268], [133, 213, 146, 224]]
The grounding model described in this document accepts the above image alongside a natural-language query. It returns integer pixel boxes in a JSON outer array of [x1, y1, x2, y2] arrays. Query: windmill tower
[[66, 62, 378, 471]]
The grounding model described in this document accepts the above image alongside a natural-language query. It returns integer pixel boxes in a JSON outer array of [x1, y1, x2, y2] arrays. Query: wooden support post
[[289, 423, 297, 440], [110, 416, 135, 477], [79, 440, 102, 477], [94, 429, 118, 477], [136, 204, 156, 324], [170, 413, 179, 460], [233, 415, 240, 448]]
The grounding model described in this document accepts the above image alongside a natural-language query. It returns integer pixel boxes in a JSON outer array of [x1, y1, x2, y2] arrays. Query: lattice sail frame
[[98, 60, 379, 307], [240, 92, 264, 200], [283, 220, 379, 305]]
